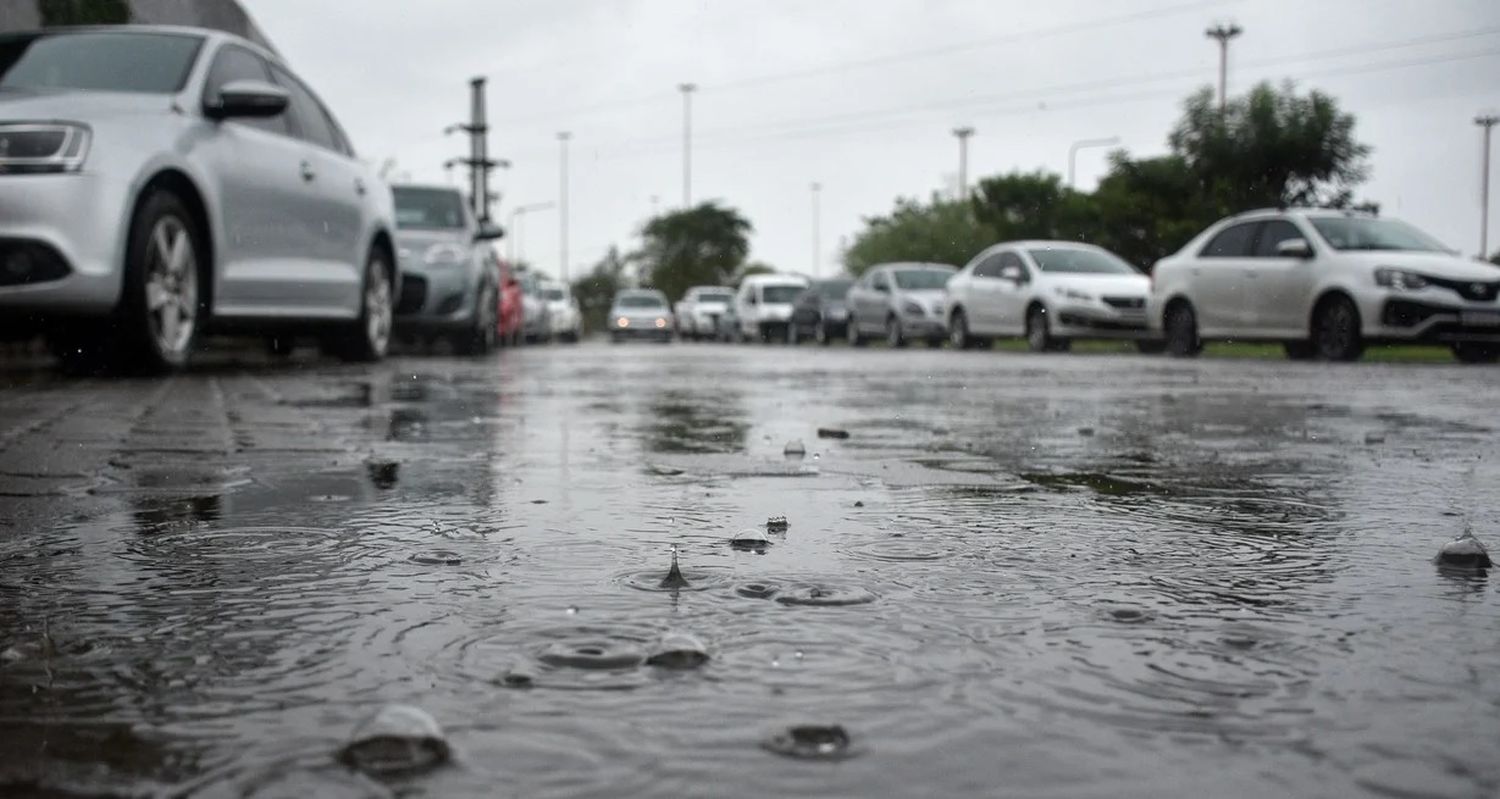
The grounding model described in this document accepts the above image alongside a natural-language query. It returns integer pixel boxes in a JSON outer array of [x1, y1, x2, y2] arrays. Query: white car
[[733, 273, 810, 342], [673, 285, 734, 340], [540, 282, 582, 343], [1149, 209, 1500, 363], [944, 241, 1156, 352]]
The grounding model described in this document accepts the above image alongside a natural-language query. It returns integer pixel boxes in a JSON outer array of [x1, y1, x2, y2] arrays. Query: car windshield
[[393, 188, 467, 230], [816, 280, 854, 299], [0, 32, 203, 93], [761, 285, 804, 303], [1309, 217, 1449, 252], [697, 292, 732, 304], [892, 269, 954, 289], [616, 295, 665, 309], [1027, 248, 1138, 274], [543, 288, 566, 301]]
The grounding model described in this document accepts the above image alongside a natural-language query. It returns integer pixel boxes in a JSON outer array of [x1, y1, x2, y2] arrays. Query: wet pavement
[[1, 341, 1498, 797]]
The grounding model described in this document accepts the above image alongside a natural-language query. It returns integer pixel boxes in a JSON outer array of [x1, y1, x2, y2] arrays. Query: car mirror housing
[[206, 80, 290, 120], [475, 221, 505, 242], [1277, 238, 1314, 259], [998, 266, 1025, 283]]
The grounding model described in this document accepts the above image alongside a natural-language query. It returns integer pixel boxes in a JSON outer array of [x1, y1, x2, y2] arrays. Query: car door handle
[[300, 161, 316, 182]]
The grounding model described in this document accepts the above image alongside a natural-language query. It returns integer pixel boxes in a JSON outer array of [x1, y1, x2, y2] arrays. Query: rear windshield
[[697, 292, 732, 304], [393, 188, 467, 230], [543, 288, 566, 301], [761, 285, 804, 304], [0, 32, 203, 93], [1027, 248, 1138, 275], [617, 295, 665, 309], [893, 269, 955, 290]]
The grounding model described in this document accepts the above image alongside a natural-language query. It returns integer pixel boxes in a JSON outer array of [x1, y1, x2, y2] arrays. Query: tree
[[1090, 154, 1217, 270], [843, 195, 993, 276], [1169, 81, 1371, 214], [39, 0, 130, 25], [639, 202, 753, 302], [570, 247, 629, 333], [735, 261, 776, 281], [971, 170, 1097, 243]]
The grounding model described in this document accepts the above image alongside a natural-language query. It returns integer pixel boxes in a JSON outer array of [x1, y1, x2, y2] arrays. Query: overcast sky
[[241, 0, 1500, 280]]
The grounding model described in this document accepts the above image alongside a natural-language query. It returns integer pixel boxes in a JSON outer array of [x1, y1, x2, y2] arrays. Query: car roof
[[875, 262, 957, 271], [1228, 207, 1376, 222]]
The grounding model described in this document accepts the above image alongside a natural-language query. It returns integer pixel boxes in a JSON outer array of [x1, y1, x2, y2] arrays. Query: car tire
[[1311, 294, 1364, 362], [1283, 341, 1315, 360], [949, 309, 975, 350], [1135, 340, 1166, 355], [1163, 302, 1203, 358], [120, 189, 205, 374], [1025, 305, 1055, 353], [886, 315, 907, 349], [786, 323, 800, 345], [452, 282, 498, 356], [327, 246, 393, 363], [925, 336, 944, 348], [847, 315, 867, 347], [1451, 342, 1500, 364]]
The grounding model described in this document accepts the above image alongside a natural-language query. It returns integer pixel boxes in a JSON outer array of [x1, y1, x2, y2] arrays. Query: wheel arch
[[130, 169, 215, 313], [1308, 287, 1361, 332]]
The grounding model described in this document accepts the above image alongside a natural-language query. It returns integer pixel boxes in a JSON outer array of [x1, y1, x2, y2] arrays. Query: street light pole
[[952, 127, 974, 200], [1205, 23, 1243, 114], [1478, 114, 1498, 258], [679, 83, 697, 208], [507, 202, 555, 264], [558, 131, 571, 283], [1067, 136, 1121, 188], [811, 182, 822, 278]]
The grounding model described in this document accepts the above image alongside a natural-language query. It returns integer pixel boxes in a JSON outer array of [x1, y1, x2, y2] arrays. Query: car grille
[[1102, 296, 1146, 310], [1427, 276, 1500, 303]]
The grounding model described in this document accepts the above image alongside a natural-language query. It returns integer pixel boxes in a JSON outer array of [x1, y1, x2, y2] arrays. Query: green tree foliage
[[39, 0, 130, 26], [639, 202, 753, 302], [570, 246, 629, 333], [1090, 154, 1218, 269], [843, 196, 995, 276], [971, 170, 1096, 243], [735, 261, 777, 281]]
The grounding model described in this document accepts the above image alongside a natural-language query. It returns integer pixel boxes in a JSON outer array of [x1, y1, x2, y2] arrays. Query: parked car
[[518, 269, 552, 343], [0, 26, 399, 372], [846, 263, 956, 348], [714, 302, 741, 342], [542, 281, 583, 343], [674, 285, 735, 340], [787, 277, 854, 345], [608, 289, 673, 342], [391, 184, 503, 354], [945, 243, 1157, 352], [1149, 209, 1500, 362], [494, 254, 524, 347], [733, 274, 810, 342]]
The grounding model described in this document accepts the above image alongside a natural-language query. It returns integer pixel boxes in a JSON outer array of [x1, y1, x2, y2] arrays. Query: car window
[[998, 252, 1027, 272], [0, 31, 203, 93], [872, 272, 890, 291], [269, 64, 340, 152], [893, 268, 955, 289], [1200, 222, 1260, 257], [1027, 247, 1137, 274], [1253, 220, 1305, 257], [1308, 217, 1449, 252], [393, 187, 468, 230], [617, 294, 665, 309], [971, 254, 1002, 279], [815, 280, 852, 298], [762, 285, 803, 304], [202, 45, 287, 135]]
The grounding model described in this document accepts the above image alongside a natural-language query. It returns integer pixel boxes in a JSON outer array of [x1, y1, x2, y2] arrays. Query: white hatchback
[[944, 241, 1156, 352], [1148, 209, 1500, 363]]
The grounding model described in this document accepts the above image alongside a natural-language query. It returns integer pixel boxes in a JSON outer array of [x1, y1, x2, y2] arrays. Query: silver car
[[845, 262, 958, 348], [0, 26, 398, 372], [391, 184, 503, 355], [608, 289, 673, 343], [518, 270, 552, 343]]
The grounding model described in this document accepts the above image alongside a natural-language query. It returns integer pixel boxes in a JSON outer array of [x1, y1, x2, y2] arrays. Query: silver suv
[[391, 185, 503, 355], [0, 26, 399, 372]]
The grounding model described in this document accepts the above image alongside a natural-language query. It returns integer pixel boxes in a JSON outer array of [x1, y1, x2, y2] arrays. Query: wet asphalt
[[1, 339, 1499, 798]]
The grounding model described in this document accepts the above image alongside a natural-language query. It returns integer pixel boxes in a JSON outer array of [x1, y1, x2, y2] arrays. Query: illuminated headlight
[[654, 318, 667, 329], [0, 123, 91, 174], [1374, 268, 1428, 291], [423, 243, 467, 266], [901, 300, 925, 316], [616, 316, 630, 328], [1055, 286, 1092, 301]]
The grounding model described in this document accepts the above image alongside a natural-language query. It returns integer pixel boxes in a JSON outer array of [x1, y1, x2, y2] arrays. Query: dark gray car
[[391, 185, 503, 355], [845, 262, 957, 348]]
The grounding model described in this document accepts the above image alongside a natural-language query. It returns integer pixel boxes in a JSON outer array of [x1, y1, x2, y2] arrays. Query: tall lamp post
[[679, 83, 697, 208], [952, 127, 975, 200], [1205, 23, 1243, 114], [1478, 114, 1498, 258], [1067, 136, 1121, 188], [558, 131, 572, 283], [811, 182, 822, 278], [508, 201, 555, 264]]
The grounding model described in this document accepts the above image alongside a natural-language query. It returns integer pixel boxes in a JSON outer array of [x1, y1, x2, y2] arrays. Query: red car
[[493, 253, 525, 347]]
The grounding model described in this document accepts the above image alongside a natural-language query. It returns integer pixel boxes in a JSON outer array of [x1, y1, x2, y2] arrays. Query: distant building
[[0, 0, 275, 52]]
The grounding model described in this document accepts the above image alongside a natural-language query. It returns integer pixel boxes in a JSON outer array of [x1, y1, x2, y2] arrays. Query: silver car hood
[[0, 88, 177, 121]]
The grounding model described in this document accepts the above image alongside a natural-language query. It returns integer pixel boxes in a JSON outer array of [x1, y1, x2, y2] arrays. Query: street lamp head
[[558, 131, 572, 142], [679, 82, 698, 94], [953, 126, 975, 139], [1477, 114, 1500, 127], [1205, 22, 1243, 40]]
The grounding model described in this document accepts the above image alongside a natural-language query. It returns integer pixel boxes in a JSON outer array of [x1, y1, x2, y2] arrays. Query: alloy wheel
[[143, 216, 198, 359]]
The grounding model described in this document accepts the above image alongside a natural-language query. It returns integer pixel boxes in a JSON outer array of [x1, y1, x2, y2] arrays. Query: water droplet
[[565, 606, 578, 616], [771, 657, 781, 668], [812, 453, 821, 460], [794, 650, 804, 661]]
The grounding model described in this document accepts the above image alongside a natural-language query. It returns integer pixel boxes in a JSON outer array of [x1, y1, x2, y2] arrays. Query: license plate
[[1461, 311, 1500, 327]]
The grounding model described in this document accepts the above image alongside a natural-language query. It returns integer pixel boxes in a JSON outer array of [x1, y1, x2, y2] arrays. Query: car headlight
[[0, 123, 91, 174], [616, 316, 630, 328], [901, 300, 925, 316], [1374, 268, 1428, 291], [655, 318, 667, 329], [423, 243, 467, 266], [1055, 287, 1092, 301]]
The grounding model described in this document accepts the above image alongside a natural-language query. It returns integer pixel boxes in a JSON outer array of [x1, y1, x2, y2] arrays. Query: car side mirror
[[1277, 238, 1313, 259], [206, 80, 289, 120], [998, 265, 1025, 283], [475, 221, 505, 242], [874, 284, 889, 294]]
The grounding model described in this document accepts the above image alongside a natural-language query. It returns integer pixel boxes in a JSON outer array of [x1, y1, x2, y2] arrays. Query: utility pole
[[952, 127, 974, 200], [679, 82, 697, 208], [450, 78, 508, 222], [558, 131, 571, 283], [1205, 23, 1243, 114], [811, 182, 822, 278], [1478, 114, 1498, 258], [1067, 136, 1121, 188]]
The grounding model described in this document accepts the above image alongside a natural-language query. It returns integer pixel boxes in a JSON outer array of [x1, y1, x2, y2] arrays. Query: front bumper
[[896, 313, 946, 337], [392, 267, 479, 331], [1374, 297, 1500, 343], [0, 172, 129, 317], [1051, 301, 1152, 339]]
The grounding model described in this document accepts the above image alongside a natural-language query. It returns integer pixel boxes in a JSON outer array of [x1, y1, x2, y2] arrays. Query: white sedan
[[944, 241, 1158, 352]]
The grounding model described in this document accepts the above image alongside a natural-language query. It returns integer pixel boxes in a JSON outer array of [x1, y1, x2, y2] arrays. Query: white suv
[[1149, 209, 1500, 363]]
